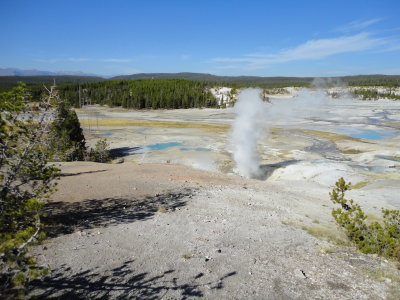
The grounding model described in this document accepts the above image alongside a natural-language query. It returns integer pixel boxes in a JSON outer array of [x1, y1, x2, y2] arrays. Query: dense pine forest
[[2, 73, 400, 90], [113, 73, 400, 87], [1, 73, 400, 109], [58, 79, 218, 109]]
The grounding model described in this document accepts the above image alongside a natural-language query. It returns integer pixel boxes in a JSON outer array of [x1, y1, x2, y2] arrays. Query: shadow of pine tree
[[43, 188, 195, 238], [29, 260, 237, 299]]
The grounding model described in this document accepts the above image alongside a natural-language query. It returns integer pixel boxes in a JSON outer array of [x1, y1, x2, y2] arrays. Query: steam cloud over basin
[[231, 88, 269, 178], [230, 87, 335, 178]]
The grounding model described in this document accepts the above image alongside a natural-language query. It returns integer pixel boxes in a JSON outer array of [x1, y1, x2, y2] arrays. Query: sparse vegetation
[[330, 178, 400, 260], [262, 87, 289, 95], [352, 88, 400, 100]]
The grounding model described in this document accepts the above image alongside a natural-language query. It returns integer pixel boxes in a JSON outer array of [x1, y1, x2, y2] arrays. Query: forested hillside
[[58, 79, 218, 109], [112, 73, 400, 87], [112, 72, 313, 87], [1, 73, 400, 93]]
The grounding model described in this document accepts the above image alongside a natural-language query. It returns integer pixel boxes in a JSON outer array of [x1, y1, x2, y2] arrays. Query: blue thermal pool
[[145, 142, 183, 151], [349, 130, 397, 140], [93, 132, 113, 136], [333, 127, 397, 140]]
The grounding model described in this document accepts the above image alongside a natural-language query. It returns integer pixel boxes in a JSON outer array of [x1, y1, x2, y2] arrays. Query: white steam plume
[[230, 84, 348, 178], [231, 88, 268, 178]]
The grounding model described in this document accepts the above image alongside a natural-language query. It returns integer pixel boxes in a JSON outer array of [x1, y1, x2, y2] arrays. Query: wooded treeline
[[57, 79, 218, 109], [1, 73, 400, 109], [2, 73, 400, 93]]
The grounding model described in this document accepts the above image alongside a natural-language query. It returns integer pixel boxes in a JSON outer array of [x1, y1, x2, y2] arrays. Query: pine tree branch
[[17, 215, 41, 256]]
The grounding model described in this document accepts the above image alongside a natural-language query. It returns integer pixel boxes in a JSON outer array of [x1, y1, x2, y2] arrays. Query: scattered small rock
[[295, 269, 308, 279], [349, 257, 368, 265]]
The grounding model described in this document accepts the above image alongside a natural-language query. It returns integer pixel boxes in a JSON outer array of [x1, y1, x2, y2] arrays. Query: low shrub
[[330, 178, 400, 260], [88, 138, 110, 163]]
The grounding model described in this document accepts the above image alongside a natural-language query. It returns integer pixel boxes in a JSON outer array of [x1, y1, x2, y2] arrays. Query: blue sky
[[1, 0, 400, 77]]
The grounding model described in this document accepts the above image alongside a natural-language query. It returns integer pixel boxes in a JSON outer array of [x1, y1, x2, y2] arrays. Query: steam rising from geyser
[[231, 85, 339, 178], [231, 89, 268, 178]]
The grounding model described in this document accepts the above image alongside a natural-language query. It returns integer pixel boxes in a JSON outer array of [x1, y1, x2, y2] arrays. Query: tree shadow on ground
[[43, 188, 195, 238], [59, 169, 108, 177], [28, 260, 237, 299], [258, 160, 300, 180], [109, 147, 142, 158]]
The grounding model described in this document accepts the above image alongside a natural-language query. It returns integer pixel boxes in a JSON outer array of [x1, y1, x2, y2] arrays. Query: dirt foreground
[[29, 161, 399, 299]]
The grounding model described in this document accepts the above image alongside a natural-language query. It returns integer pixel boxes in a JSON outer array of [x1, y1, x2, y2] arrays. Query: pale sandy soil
[[29, 162, 399, 299], [28, 97, 400, 299]]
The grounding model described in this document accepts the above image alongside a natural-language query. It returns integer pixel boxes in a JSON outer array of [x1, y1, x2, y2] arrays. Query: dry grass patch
[[297, 129, 362, 142], [80, 119, 230, 132], [366, 172, 400, 181], [301, 224, 349, 245], [350, 180, 370, 190], [340, 148, 365, 154]]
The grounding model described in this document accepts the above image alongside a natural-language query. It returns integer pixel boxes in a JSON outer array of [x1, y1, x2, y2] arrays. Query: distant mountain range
[[0, 67, 100, 77]]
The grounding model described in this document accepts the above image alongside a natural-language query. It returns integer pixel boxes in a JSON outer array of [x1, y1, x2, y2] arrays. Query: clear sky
[[1, 0, 400, 77]]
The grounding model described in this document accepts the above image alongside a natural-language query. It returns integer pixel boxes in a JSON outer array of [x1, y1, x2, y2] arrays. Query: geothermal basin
[[30, 90, 400, 299], [77, 90, 400, 212]]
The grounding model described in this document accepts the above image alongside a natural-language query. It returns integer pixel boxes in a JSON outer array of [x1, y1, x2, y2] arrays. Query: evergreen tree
[[49, 101, 86, 161], [0, 83, 59, 294]]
